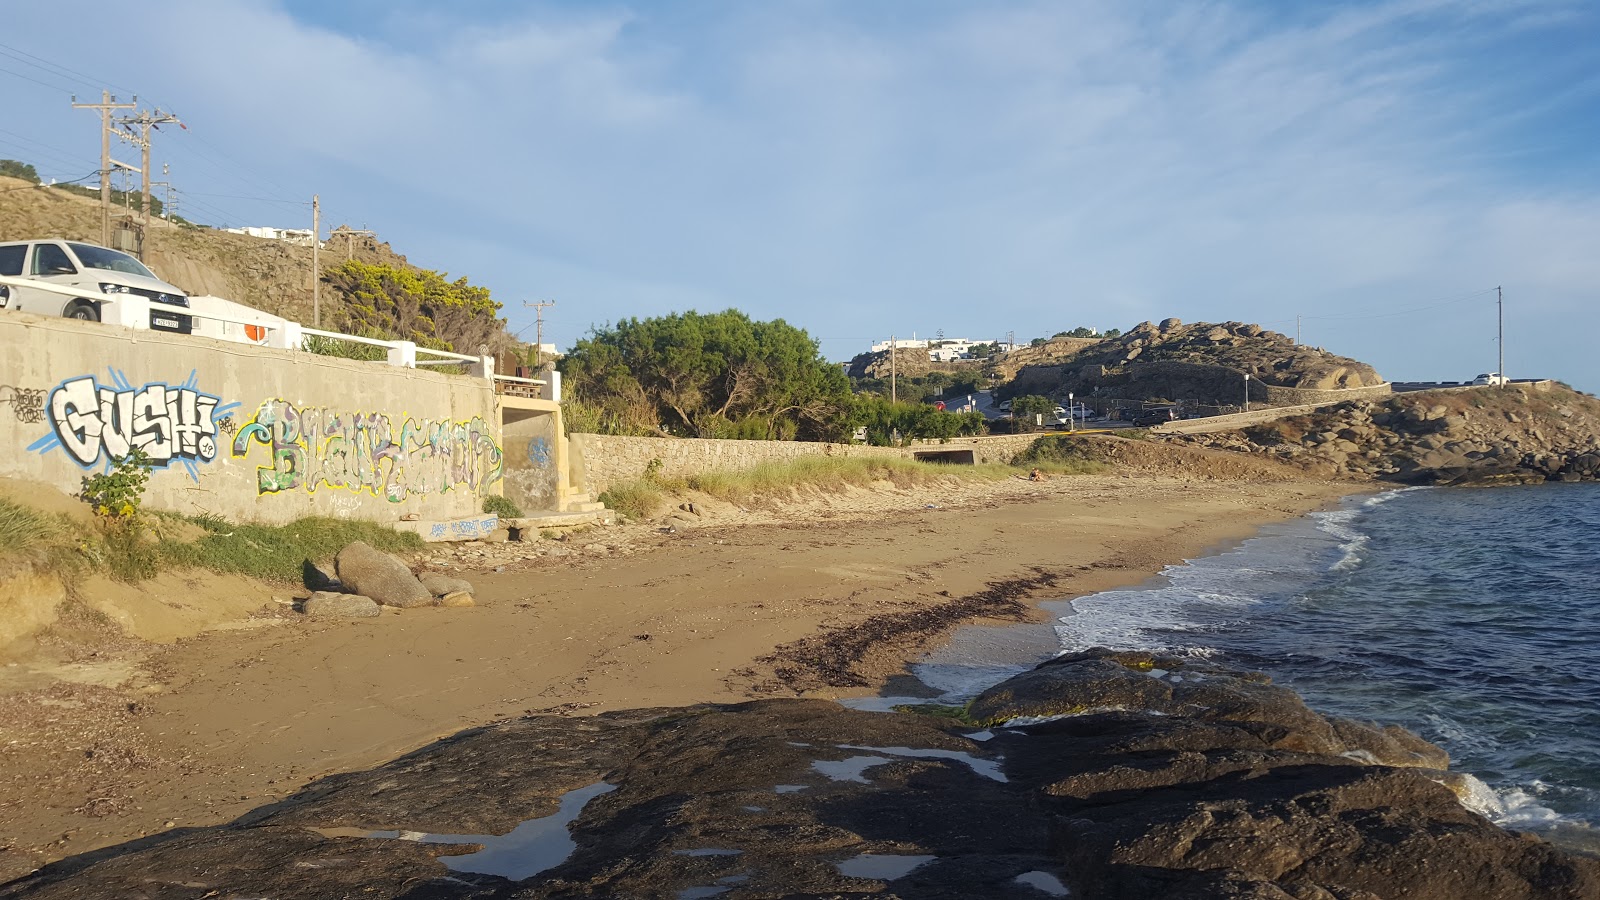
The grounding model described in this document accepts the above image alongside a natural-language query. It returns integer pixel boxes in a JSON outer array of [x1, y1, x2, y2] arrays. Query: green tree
[[1011, 395, 1057, 431], [849, 396, 986, 445], [561, 310, 852, 441], [1030, 337, 1047, 347], [0, 160, 39, 184], [322, 260, 505, 353]]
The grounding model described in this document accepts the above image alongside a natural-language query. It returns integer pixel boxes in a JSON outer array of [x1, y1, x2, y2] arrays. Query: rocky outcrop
[[1177, 383, 1600, 486], [5, 652, 1593, 899], [1001, 320, 1385, 407], [334, 542, 432, 609]]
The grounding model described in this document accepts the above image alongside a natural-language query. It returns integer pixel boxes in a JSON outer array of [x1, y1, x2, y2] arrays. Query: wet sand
[[0, 470, 1360, 879]]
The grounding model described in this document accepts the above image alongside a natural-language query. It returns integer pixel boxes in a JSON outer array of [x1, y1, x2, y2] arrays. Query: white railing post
[[386, 340, 417, 368], [550, 369, 561, 402], [268, 320, 303, 350], [469, 354, 495, 380]]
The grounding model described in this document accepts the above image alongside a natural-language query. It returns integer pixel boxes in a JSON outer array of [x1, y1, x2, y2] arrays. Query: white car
[[0, 239, 193, 333], [1471, 373, 1508, 386]]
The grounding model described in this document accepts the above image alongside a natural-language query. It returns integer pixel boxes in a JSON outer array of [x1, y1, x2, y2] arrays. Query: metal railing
[[0, 275, 559, 400]]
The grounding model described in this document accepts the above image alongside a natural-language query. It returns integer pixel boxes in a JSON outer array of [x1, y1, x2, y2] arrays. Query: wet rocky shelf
[[3, 649, 1595, 899]]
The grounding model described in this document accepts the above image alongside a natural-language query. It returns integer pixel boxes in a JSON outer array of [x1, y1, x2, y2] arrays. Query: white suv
[[0, 239, 192, 333]]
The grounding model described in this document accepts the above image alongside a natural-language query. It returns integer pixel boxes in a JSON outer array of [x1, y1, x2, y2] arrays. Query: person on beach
[[1029, 468, 1045, 481]]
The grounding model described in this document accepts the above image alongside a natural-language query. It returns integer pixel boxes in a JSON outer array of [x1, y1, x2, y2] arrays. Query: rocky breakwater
[[4, 650, 1594, 899], [1179, 383, 1600, 486]]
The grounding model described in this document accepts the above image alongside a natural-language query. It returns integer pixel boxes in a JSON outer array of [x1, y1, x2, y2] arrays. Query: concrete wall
[[567, 432, 1054, 494], [0, 310, 509, 525], [502, 401, 565, 512]]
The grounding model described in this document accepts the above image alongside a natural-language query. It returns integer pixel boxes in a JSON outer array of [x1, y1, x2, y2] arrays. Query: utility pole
[[114, 107, 182, 235], [337, 226, 376, 261], [1498, 285, 1504, 382], [72, 91, 136, 246], [311, 194, 321, 327], [1296, 315, 1301, 346], [522, 300, 556, 366], [889, 335, 897, 404]]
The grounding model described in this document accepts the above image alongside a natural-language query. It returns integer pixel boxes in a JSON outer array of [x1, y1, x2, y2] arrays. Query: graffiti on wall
[[231, 399, 504, 502], [25, 369, 239, 480], [528, 436, 551, 468], [2, 385, 46, 425]]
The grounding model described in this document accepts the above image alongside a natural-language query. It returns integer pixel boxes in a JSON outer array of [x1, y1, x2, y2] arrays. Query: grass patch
[[157, 516, 424, 583], [0, 496, 86, 581], [599, 479, 667, 519]]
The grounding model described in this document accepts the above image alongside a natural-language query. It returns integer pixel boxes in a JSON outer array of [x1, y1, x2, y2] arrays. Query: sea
[[891, 482, 1600, 852]]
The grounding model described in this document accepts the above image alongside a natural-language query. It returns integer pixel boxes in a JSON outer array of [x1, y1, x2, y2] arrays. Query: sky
[[3, 1, 1597, 389]]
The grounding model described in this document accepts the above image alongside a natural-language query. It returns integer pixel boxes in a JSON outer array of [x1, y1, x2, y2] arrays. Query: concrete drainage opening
[[914, 449, 977, 465]]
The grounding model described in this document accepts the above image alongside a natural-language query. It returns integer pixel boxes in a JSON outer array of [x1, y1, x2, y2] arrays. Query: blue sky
[[3, 1, 1597, 388]]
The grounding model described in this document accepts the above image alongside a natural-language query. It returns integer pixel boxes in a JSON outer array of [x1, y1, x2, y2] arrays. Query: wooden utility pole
[[337, 226, 376, 261], [114, 107, 182, 236], [523, 300, 556, 366], [1497, 285, 1504, 382], [311, 195, 321, 326], [72, 91, 136, 246]]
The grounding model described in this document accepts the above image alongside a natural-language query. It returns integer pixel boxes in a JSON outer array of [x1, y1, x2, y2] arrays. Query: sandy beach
[[0, 463, 1359, 881]]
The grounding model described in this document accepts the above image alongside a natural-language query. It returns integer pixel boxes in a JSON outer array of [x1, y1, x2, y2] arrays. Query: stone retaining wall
[[568, 432, 1049, 494]]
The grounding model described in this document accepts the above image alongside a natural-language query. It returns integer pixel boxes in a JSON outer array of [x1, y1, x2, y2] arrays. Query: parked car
[[1471, 373, 1508, 386], [0, 239, 192, 333], [996, 399, 1013, 412], [1131, 406, 1178, 427]]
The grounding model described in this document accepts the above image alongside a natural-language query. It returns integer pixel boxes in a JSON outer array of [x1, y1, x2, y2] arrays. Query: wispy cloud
[[4, 0, 1596, 385]]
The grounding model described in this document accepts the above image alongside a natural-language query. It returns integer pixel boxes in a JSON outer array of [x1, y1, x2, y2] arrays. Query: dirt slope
[[0, 175, 414, 323]]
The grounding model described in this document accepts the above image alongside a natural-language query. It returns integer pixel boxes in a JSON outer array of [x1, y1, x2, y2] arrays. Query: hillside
[[0, 175, 513, 353], [1000, 318, 1384, 406]]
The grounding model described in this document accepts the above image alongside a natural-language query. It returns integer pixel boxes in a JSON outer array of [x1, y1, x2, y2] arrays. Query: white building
[[224, 226, 319, 247], [870, 337, 931, 353]]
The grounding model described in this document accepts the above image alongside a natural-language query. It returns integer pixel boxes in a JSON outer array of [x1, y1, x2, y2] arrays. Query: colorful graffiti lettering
[[25, 369, 238, 481], [231, 399, 504, 502]]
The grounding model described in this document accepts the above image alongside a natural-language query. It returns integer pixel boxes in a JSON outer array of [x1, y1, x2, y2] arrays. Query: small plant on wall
[[80, 449, 153, 519], [483, 494, 523, 518], [79, 450, 159, 581]]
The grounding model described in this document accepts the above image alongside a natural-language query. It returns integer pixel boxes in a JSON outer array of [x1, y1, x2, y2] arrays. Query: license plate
[[154, 317, 179, 328]]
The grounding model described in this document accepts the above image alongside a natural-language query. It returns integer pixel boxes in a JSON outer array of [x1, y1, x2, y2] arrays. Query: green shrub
[[158, 516, 423, 583], [483, 494, 523, 518], [1015, 435, 1112, 475], [80, 450, 152, 519]]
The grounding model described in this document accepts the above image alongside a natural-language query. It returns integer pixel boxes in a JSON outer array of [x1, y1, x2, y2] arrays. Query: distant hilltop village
[[870, 329, 1106, 363]]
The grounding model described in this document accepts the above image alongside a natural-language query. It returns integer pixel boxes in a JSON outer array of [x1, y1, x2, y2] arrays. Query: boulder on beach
[[335, 542, 432, 609], [419, 573, 475, 599], [301, 591, 382, 618]]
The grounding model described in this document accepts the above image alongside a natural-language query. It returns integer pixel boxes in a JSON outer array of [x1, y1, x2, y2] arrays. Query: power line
[[0, 41, 132, 95], [0, 64, 78, 94]]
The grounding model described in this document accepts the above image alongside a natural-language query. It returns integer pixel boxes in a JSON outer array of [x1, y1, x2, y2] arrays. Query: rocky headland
[[1177, 382, 1600, 486], [3, 649, 1594, 899]]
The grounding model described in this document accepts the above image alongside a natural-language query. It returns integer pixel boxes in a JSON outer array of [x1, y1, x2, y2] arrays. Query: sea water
[[911, 482, 1600, 847]]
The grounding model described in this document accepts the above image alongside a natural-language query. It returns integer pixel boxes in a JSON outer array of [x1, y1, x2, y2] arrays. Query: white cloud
[[3, 0, 1596, 385]]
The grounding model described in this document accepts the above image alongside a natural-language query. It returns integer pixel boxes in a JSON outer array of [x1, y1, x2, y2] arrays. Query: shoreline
[[0, 470, 1364, 880]]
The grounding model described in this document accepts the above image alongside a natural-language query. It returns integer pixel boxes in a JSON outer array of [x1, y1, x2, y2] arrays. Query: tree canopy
[[560, 310, 852, 440], [0, 160, 39, 184], [322, 260, 505, 353]]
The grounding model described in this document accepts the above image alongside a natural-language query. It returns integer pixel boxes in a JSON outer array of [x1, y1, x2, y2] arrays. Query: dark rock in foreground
[[3, 651, 1594, 899]]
